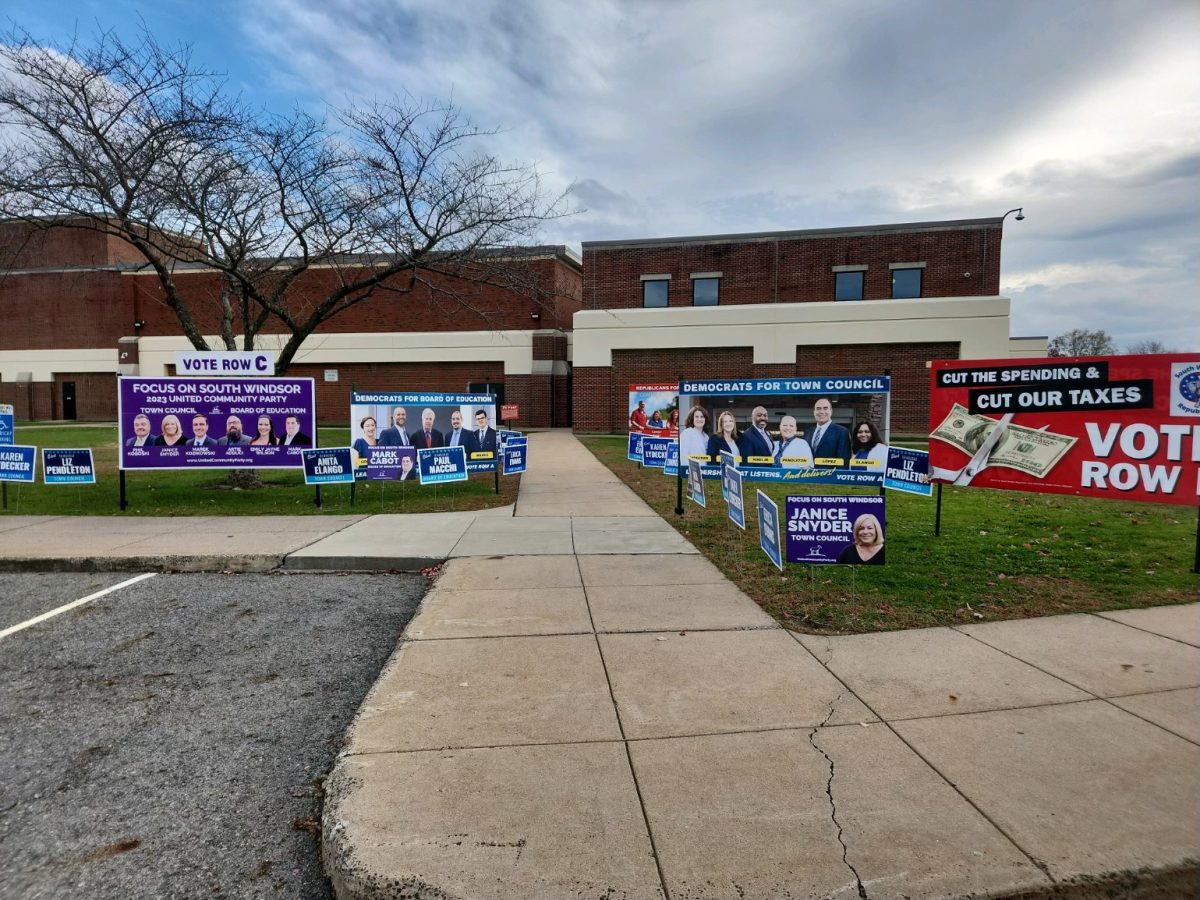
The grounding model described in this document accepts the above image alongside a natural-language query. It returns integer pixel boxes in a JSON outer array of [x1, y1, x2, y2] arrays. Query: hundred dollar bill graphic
[[931, 404, 1076, 478]]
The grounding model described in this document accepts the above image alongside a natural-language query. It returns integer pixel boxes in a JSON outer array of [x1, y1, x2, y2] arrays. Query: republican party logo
[[1171, 362, 1200, 416]]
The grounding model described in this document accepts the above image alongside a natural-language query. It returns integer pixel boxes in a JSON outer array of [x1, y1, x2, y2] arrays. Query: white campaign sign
[[175, 351, 276, 376]]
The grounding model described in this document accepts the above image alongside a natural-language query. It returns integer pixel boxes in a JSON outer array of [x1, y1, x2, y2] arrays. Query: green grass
[[0, 426, 517, 516], [580, 435, 1198, 634]]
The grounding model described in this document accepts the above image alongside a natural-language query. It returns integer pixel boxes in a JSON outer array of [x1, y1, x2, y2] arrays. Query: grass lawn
[[580, 434, 1198, 634], [0, 425, 517, 516]]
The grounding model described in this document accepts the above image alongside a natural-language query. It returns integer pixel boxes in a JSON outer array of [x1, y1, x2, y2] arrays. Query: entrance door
[[61, 381, 77, 420], [468, 382, 504, 407]]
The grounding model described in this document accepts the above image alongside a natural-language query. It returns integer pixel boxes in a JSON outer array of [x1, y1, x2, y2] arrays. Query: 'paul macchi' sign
[[929, 355, 1199, 505]]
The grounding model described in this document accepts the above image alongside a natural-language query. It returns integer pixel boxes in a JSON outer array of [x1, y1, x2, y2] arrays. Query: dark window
[[643, 279, 669, 308], [692, 277, 720, 306], [834, 271, 864, 301], [892, 268, 922, 299]]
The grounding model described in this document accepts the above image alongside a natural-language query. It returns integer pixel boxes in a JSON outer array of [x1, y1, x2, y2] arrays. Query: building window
[[834, 271, 864, 301], [891, 268, 922, 299], [692, 277, 720, 306], [642, 279, 669, 308]]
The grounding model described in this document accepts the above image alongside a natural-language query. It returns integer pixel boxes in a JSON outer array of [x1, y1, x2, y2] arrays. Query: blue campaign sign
[[883, 446, 932, 497], [641, 436, 672, 468], [687, 457, 706, 507], [722, 456, 746, 530], [0, 403, 13, 446], [627, 432, 644, 462], [663, 441, 679, 477], [0, 445, 38, 483], [756, 490, 783, 571], [498, 429, 523, 448], [42, 448, 95, 484], [502, 437, 528, 475], [302, 447, 356, 484], [418, 445, 468, 485]]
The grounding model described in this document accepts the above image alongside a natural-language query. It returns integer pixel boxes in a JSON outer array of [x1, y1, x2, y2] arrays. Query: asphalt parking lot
[[0, 570, 426, 899]]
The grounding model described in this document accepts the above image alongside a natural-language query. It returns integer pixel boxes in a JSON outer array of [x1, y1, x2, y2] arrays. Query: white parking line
[[0, 572, 157, 641]]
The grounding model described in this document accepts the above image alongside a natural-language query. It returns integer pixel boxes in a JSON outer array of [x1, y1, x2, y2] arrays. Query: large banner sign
[[350, 392, 496, 479], [786, 495, 887, 566], [677, 376, 891, 486], [628, 384, 680, 435], [119, 377, 316, 470], [930, 355, 1199, 505]]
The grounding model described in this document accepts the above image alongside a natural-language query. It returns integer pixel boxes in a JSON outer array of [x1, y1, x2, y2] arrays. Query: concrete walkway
[[0, 431, 1196, 897], [320, 431, 1200, 900]]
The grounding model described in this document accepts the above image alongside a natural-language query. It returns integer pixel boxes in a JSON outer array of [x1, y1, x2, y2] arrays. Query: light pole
[[1002, 207, 1025, 223]]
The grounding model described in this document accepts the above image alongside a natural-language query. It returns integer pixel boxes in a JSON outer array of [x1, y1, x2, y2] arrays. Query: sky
[[4, 0, 1198, 349]]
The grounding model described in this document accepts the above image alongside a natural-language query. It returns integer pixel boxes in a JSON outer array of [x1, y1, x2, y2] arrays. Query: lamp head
[[1014, 209, 1025, 221]]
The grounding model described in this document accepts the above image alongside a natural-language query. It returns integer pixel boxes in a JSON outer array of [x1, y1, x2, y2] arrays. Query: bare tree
[[1125, 339, 1174, 355], [0, 26, 567, 372], [1047, 328, 1117, 357]]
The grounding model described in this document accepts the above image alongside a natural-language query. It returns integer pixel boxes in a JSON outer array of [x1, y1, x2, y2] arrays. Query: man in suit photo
[[216, 415, 252, 446], [466, 409, 497, 457], [125, 413, 157, 447], [412, 407, 444, 449], [445, 410, 468, 448], [187, 414, 218, 447], [804, 397, 851, 467], [738, 405, 775, 466], [279, 415, 311, 447], [378, 406, 411, 446]]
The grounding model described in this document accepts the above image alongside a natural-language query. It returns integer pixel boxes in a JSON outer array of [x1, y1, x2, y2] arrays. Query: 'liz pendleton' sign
[[42, 448, 96, 484], [118, 377, 317, 470], [930, 355, 1199, 505]]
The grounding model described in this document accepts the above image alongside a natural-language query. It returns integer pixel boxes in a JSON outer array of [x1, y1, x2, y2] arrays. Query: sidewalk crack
[[809, 694, 868, 900]]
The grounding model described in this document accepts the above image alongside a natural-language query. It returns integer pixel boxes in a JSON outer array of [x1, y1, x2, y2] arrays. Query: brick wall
[[53, 372, 117, 420], [583, 222, 1001, 310]]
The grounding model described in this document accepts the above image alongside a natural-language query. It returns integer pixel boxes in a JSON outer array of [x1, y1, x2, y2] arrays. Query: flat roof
[[582, 217, 1004, 250]]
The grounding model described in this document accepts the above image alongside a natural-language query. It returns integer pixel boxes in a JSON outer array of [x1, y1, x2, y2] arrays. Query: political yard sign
[[930, 355, 1199, 505], [42, 449, 96, 484]]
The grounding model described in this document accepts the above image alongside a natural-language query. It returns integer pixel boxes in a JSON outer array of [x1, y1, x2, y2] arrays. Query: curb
[[283, 555, 447, 574], [0, 555, 286, 574]]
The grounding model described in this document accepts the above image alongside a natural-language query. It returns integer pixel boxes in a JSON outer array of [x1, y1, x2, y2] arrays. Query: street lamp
[[1002, 207, 1025, 222]]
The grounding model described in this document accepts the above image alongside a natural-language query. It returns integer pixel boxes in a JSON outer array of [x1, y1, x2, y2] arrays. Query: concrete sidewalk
[[320, 431, 1200, 900], [1, 430, 1196, 897]]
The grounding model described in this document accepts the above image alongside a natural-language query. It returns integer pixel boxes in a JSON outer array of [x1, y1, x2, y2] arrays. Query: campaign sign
[[358, 446, 414, 481], [627, 431, 644, 462], [628, 384, 679, 436], [503, 437, 528, 475], [42, 449, 95, 484], [756, 490, 783, 572], [687, 458, 706, 507], [883, 447, 932, 497], [301, 447, 355, 485], [785, 496, 886, 566], [119, 376, 316, 470], [418, 446, 468, 485], [499, 429, 523, 449], [640, 436, 672, 468], [930, 354, 1200, 505], [0, 445, 38, 483], [677, 376, 891, 486], [663, 441, 680, 477], [0, 403, 13, 446], [351, 392, 496, 476], [722, 454, 746, 530], [176, 350, 276, 377]]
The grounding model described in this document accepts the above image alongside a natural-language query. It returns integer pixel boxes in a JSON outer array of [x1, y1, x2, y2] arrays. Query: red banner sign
[[500, 404, 519, 422], [929, 354, 1199, 506]]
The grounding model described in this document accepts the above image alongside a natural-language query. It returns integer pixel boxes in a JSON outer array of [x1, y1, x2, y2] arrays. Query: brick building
[[572, 218, 1043, 434], [0, 221, 581, 426]]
